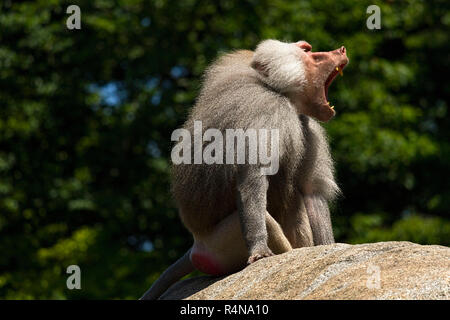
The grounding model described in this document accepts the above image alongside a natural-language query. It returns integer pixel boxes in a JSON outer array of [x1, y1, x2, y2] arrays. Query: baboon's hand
[[247, 247, 274, 264]]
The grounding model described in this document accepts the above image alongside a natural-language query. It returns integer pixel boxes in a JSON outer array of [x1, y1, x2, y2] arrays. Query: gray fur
[[142, 40, 342, 299], [172, 41, 339, 252]]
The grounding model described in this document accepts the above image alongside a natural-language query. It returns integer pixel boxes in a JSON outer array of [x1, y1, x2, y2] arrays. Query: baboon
[[141, 39, 348, 299]]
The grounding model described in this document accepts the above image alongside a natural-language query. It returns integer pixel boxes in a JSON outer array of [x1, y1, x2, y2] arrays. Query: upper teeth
[[336, 66, 343, 76]]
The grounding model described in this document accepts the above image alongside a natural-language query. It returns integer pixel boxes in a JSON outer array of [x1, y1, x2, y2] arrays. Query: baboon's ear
[[251, 60, 269, 77]]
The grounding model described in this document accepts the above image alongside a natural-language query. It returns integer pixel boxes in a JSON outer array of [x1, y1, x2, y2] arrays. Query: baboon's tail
[[304, 194, 335, 245], [140, 248, 194, 300]]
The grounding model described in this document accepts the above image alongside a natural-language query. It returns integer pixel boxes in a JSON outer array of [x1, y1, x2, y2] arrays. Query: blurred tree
[[0, 0, 448, 299]]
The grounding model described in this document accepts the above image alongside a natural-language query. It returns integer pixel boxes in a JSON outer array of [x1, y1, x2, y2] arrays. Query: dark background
[[0, 0, 448, 299]]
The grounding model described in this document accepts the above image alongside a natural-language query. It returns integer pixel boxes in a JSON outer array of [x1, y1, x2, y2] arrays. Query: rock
[[160, 241, 450, 300]]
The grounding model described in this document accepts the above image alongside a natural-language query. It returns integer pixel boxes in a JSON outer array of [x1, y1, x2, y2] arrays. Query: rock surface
[[160, 241, 450, 300]]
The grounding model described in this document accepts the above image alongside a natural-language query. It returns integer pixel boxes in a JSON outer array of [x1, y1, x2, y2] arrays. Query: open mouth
[[324, 62, 347, 110]]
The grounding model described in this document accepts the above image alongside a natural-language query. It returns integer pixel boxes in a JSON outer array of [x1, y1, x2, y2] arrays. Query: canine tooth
[[339, 69, 343, 76], [331, 105, 335, 109]]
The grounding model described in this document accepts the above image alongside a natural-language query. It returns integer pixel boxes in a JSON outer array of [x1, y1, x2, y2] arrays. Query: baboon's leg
[[191, 211, 292, 275], [140, 211, 293, 300], [265, 212, 293, 253], [281, 197, 314, 248]]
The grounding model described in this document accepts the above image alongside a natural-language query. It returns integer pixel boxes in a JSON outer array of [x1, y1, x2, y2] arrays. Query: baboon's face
[[251, 40, 349, 122], [294, 41, 349, 122]]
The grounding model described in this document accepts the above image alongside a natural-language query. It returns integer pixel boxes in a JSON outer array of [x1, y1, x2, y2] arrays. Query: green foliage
[[0, 0, 448, 299], [347, 213, 450, 246]]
